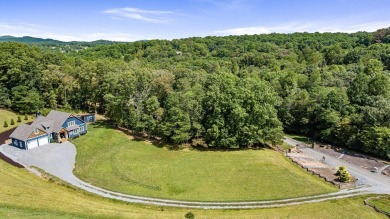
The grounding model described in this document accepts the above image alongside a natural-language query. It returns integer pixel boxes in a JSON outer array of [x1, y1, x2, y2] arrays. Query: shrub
[[17, 116, 21, 123], [10, 119, 15, 125], [24, 114, 28, 120], [3, 121, 8, 128], [185, 212, 195, 219], [337, 166, 352, 182]]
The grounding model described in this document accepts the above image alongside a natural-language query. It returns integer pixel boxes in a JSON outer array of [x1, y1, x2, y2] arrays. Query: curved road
[[0, 141, 389, 209]]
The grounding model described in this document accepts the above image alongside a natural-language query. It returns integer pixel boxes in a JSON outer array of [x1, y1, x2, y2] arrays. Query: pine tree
[[3, 121, 8, 128], [10, 119, 15, 125], [17, 116, 21, 123]]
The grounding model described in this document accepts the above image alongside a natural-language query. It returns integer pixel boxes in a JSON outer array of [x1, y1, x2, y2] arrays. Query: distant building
[[76, 113, 96, 123]]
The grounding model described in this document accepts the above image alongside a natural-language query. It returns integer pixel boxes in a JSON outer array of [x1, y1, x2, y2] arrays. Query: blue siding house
[[9, 110, 88, 150], [77, 113, 95, 123]]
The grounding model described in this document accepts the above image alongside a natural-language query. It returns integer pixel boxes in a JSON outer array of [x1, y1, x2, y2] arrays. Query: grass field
[[367, 196, 390, 214], [286, 133, 313, 144], [74, 123, 337, 201], [0, 158, 385, 218], [0, 109, 34, 133]]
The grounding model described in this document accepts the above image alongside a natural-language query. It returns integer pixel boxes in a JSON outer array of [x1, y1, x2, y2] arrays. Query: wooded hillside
[[0, 29, 389, 158]]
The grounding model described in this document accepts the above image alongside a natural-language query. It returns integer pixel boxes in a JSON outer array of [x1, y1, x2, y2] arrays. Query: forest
[[0, 28, 389, 159]]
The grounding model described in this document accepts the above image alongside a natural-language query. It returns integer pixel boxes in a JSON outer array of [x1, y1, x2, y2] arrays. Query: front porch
[[55, 128, 68, 143]]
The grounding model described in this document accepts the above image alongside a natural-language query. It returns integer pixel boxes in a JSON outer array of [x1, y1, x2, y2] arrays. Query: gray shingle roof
[[46, 110, 71, 133], [10, 110, 76, 141], [31, 116, 54, 133], [9, 124, 45, 141]]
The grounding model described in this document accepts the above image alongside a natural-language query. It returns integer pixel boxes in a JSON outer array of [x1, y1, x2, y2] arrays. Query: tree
[[24, 114, 28, 120], [357, 127, 390, 159], [3, 121, 8, 128], [17, 116, 21, 123], [10, 119, 15, 125], [365, 59, 383, 76]]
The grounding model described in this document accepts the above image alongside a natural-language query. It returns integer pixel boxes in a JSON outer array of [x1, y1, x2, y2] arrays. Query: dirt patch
[[341, 154, 385, 170], [287, 152, 354, 188]]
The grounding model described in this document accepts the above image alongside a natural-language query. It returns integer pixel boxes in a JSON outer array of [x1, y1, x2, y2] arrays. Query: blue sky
[[0, 0, 389, 41]]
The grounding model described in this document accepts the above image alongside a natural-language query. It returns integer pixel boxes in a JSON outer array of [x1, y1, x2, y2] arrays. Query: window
[[14, 140, 18, 147], [74, 128, 79, 134], [67, 120, 75, 127], [80, 126, 84, 132]]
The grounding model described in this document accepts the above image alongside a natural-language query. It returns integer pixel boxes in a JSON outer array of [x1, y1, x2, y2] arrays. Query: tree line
[[0, 29, 389, 158]]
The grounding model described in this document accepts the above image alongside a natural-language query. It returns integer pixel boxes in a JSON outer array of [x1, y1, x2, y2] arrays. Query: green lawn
[[0, 109, 34, 133], [0, 158, 385, 218], [279, 142, 293, 150], [367, 196, 390, 214], [286, 133, 313, 144], [74, 123, 337, 201]]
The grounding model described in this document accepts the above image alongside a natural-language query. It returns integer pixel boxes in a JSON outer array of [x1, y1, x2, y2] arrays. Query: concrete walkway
[[0, 141, 387, 209]]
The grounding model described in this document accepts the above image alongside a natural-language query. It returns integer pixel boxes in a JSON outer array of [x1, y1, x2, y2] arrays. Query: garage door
[[38, 136, 49, 146], [27, 139, 39, 149]]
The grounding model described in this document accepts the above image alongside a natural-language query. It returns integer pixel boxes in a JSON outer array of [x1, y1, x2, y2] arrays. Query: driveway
[[0, 141, 387, 209]]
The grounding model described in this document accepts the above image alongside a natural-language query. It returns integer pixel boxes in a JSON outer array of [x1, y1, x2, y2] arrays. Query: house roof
[[31, 116, 54, 133], [10, 124, 45, 141], [9, 110, 81, 141], [46, 110, 72, 133]]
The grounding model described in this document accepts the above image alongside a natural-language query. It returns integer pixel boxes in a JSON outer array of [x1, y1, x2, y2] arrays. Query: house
[[9, 110, 87, 150], [77, 113, 95, 123]]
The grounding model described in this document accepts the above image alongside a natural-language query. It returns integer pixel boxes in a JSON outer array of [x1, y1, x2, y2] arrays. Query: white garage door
[[27, 139, 39, 149], [38, 136, 49, 146]]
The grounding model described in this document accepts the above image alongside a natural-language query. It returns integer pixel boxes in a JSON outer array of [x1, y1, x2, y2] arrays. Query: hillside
[[0, 29, 389, 159]]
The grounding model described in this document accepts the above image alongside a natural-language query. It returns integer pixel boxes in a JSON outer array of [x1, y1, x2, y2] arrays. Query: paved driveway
[[0, 142, 77, 182]]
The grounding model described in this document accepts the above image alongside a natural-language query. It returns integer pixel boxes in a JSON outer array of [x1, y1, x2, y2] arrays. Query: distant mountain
[[0, 36, 65, 44], [0, 36, 118, 45]]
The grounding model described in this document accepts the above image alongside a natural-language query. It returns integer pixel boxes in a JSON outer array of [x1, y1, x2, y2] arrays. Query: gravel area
[[341, 154, 386, 171]]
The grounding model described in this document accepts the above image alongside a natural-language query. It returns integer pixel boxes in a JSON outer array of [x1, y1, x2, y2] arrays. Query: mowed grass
[[0, 158, 386, 218], [286, 133, 313, 144], [0, 109, 34, 133], [367, 196, 390, 213], [74, 123, 337, 201]]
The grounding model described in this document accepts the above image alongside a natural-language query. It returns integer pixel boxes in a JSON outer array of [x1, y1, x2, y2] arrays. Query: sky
[[0, 0, 389, 42]]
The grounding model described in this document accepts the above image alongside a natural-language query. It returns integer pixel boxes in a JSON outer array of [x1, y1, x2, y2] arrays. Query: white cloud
[[103, 7, 175, 23], [213, 20, 390, 36]]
